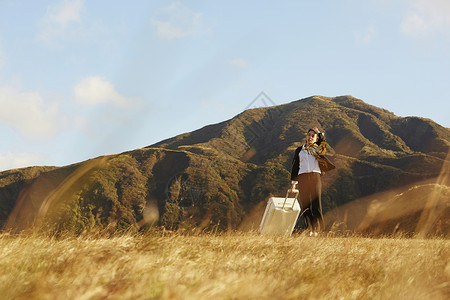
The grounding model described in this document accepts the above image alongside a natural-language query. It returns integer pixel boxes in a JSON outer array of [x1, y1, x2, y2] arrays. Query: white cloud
[[0, 85, 60, 139], [229, 58, 248, 68], [37, 0, 84, 43], [151, 2, 204, 40], [401, 0, 450, 39], [355, 26, 376, 45], [0, 152, 44, 171], [73, 76, 130, 106]]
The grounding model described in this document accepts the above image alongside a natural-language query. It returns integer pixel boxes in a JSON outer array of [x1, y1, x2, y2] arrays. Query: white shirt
[[298, 145, 321, 175]]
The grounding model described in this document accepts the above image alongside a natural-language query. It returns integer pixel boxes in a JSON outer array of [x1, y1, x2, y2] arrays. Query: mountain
[[1, 95, 449, 236]]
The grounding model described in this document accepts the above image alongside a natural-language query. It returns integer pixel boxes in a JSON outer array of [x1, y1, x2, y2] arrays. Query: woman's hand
[[290, 181, 298, 192]]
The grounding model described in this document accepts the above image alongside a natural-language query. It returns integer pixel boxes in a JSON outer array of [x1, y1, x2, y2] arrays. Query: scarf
[[303, 142, 327, 157]]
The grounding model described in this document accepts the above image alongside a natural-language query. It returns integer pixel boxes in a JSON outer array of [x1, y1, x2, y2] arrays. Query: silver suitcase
[[259, 189, 301, 236]]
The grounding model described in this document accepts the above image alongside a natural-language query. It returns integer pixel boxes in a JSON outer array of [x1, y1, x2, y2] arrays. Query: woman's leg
[[298, 173, 314, 230], [310, 173, 323, 232]]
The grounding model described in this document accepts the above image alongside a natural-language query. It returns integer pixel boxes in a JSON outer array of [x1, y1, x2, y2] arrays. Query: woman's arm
[[290, 146, 301, 181]]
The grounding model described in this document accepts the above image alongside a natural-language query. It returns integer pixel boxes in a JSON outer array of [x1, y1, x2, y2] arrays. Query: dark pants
[[296, 172, 323, 232]]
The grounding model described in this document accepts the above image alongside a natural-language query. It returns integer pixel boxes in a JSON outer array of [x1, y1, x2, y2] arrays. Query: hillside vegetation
[[0, 95, 449, 236]]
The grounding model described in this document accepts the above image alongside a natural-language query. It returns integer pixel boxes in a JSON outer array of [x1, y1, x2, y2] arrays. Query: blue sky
[[0, 0, 449, 171]]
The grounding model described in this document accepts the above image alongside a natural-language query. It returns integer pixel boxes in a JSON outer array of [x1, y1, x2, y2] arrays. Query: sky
[[0, 0, 449, 171]]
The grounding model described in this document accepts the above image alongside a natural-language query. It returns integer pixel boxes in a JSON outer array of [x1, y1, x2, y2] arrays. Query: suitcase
[[259, 188, 301, 236]]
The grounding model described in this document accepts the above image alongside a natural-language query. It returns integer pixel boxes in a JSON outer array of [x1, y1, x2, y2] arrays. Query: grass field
[[0, 231, 448, 299]]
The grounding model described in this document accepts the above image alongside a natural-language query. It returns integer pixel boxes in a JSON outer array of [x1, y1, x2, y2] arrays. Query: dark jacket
[[290, 146, 303, 181], [291, 145, 336, 180]]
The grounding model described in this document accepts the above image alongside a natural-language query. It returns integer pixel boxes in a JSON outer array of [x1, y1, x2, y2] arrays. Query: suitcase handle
[[282, 189, 299, 209]]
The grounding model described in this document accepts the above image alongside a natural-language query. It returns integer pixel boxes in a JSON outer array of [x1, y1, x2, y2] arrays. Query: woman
[[290, 127, 326, 236]]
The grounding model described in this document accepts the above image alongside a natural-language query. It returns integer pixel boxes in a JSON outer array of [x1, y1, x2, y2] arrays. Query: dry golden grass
[[0, 232, 449, 300]]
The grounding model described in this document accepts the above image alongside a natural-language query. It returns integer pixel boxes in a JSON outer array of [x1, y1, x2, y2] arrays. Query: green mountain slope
[[1, 95, 449, 235]]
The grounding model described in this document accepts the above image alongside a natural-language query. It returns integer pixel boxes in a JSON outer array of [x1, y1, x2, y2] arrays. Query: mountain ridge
[[1, 95, 449, 236]]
